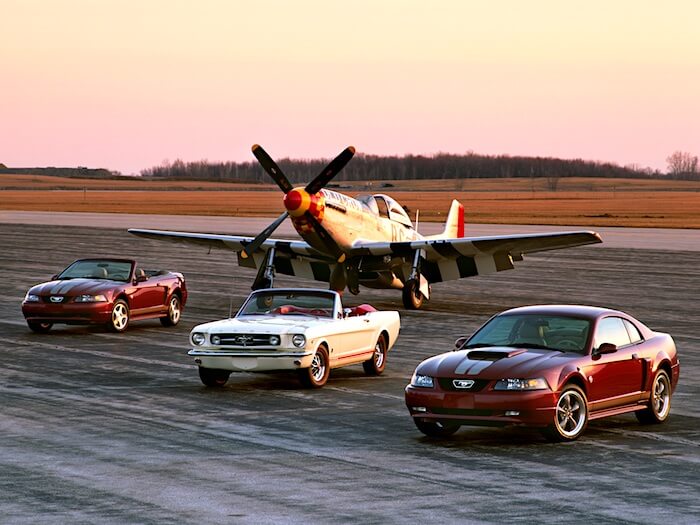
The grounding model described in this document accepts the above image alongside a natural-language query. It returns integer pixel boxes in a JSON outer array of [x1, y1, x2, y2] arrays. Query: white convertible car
[[189, 288, 401, 388]]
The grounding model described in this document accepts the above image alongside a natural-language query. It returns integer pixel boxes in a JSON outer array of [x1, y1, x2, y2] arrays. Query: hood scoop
[[467, 348, 527, 360]]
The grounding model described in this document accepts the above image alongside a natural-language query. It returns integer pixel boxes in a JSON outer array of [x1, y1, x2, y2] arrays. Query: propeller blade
[[252, 144, 294, 193], [304, 146, 356, 194], [241, 211, 289, 259], [305, 212, 346, 263]]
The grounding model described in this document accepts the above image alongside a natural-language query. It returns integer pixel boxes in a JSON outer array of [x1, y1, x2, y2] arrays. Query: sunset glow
[[2, 0, 698, 174]]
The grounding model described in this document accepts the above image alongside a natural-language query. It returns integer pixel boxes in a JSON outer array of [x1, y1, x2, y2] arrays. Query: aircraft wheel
[[402, 279, 424, 310]]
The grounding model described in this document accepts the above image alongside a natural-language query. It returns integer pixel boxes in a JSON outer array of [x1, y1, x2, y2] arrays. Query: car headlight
[[24, 293, 40, 303], [211, 335, 221, 345], [74, 294, 108, 303], [410, 373, 435, 388], [493, 378, 550, 391], [291, 334, 306, 348], [191, 332, 206, 346], [269, 335, 280, 346]]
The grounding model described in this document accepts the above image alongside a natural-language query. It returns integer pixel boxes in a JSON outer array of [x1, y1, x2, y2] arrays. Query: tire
[[363, 335, 387, 376], [27, 321, 52, 333], [160, 294, 182, 327], [298, 345, 330, 388], [543, 384, 588, 442], [402, 279, 424, 310], [636, 370, 672, 424], [414, 419, 460, 438], [109, 299, 130, 332], [198, 367, 231, 387]]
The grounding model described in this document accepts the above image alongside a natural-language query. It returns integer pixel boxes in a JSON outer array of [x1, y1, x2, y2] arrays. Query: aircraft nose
[[284, 188, 309, 217]]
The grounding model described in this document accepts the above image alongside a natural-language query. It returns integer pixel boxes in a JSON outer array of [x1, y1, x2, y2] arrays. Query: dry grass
[[2, 174, 699, 228]]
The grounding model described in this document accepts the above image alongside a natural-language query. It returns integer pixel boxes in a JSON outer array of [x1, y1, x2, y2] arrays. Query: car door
[[129, 271, 166, 314], [327, 315, 377, 366], [583, 316, 645, 410]]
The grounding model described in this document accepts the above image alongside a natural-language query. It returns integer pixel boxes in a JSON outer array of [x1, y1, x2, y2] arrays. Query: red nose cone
[[284, 189, 303, 212]]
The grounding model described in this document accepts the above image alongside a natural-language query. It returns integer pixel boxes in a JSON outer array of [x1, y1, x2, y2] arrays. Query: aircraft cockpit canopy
[[356, 194, 413, 228]]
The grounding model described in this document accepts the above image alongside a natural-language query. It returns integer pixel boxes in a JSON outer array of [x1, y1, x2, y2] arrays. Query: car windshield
[[465, 314, 591, 354], [238, 291, 336, 318], [56, 260, 132, 282]]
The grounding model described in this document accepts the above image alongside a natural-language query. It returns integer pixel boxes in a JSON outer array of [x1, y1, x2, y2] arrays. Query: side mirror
[[343, 308, 352, 318], [595, 342, 617, 355], [134, 274, 148, 283], [454, 336, 469, 351], [51, 274, 58, 280]]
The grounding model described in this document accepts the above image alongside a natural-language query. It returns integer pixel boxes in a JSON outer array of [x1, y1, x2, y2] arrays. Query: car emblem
[[453, 379, 475, 389], [235, 335, 254, 346], [50, 296, 64, 303]]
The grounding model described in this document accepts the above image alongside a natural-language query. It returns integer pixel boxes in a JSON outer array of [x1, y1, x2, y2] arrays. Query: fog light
[[412, 407, 427, 413], [505, 410, 520, 416]]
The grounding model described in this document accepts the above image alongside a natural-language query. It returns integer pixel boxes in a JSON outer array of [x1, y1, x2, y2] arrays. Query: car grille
[[429, 407, 495, 417], [213, 333, 276, 347], [42, 296, 70, 303], [437, 378, 490, 392]]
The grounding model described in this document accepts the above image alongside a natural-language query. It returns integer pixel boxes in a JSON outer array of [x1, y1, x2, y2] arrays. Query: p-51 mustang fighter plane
[[129, 145, 602, 309]]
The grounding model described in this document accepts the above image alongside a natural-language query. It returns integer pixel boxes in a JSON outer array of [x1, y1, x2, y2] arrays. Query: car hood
[[418, 346, 577, 379], [29, 279, 123, 297], [194, 315, 332, 334]]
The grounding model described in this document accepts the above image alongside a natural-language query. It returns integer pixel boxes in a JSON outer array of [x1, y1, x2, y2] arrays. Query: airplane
[[129, 145, 602, 309]]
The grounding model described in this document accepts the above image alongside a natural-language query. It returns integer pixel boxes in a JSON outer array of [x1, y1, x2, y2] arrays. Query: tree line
[[141, 153, 664, 183]]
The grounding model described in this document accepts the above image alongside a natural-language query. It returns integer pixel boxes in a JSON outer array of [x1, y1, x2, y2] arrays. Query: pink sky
[[2, 1, 698, 175]]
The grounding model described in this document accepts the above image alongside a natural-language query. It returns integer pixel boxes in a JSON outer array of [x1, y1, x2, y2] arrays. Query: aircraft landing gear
[[252, 248, 276, 290], [402, 279, 424, 309], [403, 249, 430, 310]]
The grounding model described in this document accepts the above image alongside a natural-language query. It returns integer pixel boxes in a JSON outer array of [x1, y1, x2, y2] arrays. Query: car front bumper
[[22, 301, 113, 324], [405, 384, 558, 428], [188, 348, 315, 372]]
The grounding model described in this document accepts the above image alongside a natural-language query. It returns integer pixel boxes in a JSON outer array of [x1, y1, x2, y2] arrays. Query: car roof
[[497, 304, 626, 320]]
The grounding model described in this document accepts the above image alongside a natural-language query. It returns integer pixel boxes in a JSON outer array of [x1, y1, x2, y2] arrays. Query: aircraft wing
[[349, 230, 602, 283], [128, 228, 326, 258], [127, 228, 337, 282]]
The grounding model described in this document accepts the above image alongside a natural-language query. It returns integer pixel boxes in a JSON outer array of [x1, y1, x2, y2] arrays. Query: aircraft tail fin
[[427, 199, 465, 239]]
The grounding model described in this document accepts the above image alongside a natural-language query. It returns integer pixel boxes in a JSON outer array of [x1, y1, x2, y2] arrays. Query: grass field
[[2, 174, 699, 228]]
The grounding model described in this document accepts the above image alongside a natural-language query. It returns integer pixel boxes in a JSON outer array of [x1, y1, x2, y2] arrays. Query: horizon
[[2, 1, 698, 175]]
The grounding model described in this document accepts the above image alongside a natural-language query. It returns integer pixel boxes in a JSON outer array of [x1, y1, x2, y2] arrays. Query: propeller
[[241, 145, 355, 261]]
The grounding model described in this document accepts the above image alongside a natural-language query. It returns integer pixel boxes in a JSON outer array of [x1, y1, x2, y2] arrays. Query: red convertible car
[[405, 305, 680, 441], [22, 258, 187, 333]]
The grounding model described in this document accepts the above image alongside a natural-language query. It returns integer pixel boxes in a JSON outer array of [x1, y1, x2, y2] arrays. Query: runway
[[0, 219, 698, 524]]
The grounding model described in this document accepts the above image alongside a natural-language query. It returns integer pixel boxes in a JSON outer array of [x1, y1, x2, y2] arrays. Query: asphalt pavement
[[0, 221, 698, 524]]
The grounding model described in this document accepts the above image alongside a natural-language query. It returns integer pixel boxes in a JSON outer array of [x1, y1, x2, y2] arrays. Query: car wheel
[[298, 345, 330, 388], [636, 370, 672, 424], [109, 299, 130, 332], [543, 384, 588, 442], [198, 367, 231, 387], [27, 321, 52, 333], [160, 295, 182, 327], [401, 279, 424, 310], [414, 419, 460, 438], [363, 335, 387, 375]]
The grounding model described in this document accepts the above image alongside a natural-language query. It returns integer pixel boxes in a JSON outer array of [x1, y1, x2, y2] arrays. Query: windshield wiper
[[463, 343, 497, 349], [508, 342, 560, 351]]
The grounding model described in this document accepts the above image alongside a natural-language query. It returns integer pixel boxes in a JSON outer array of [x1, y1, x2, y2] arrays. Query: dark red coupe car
[[22, 258, 187, 333], [405, 305, 680, 441]]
